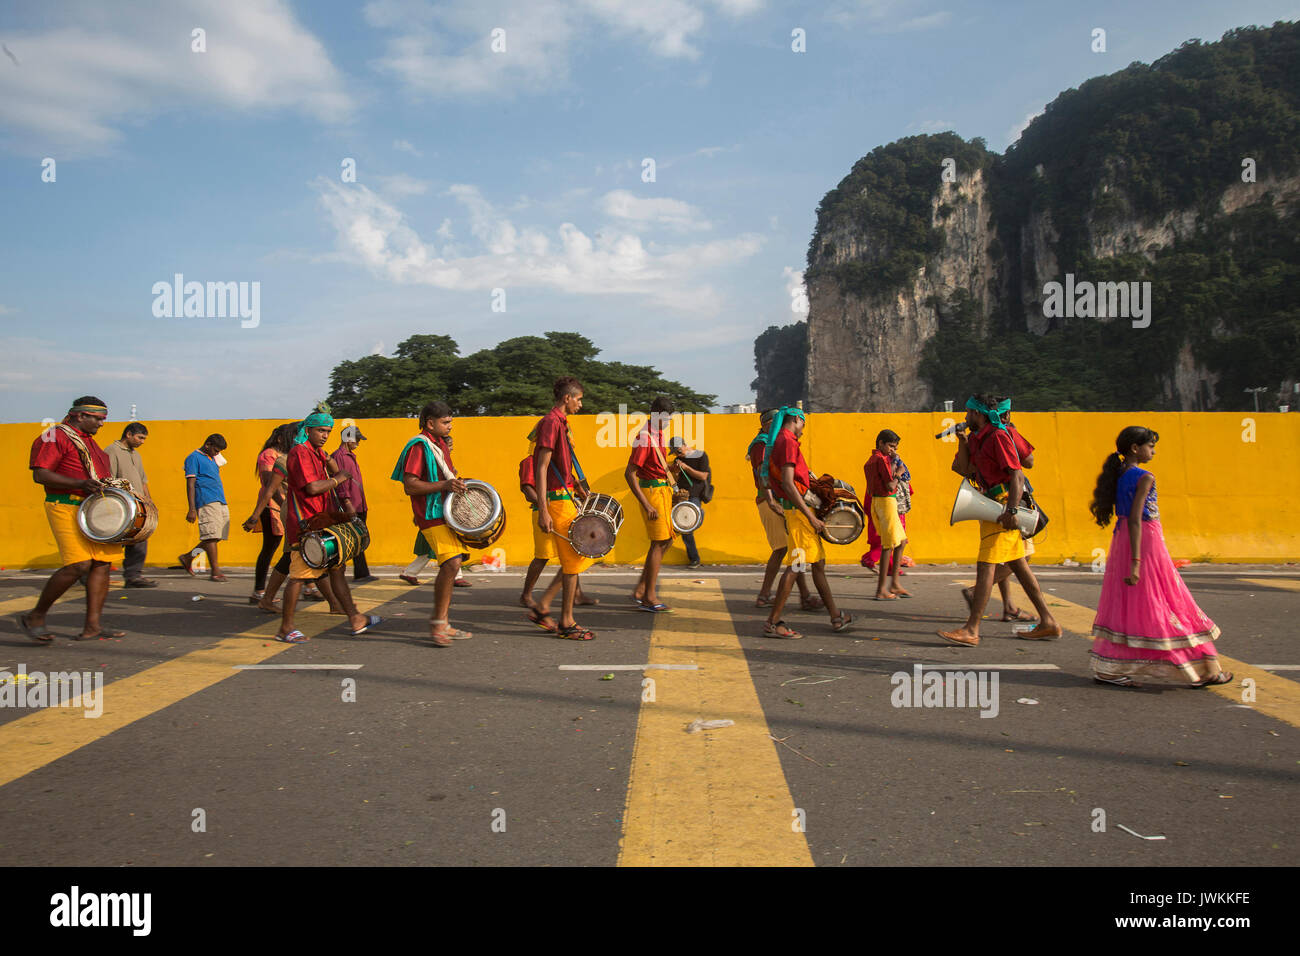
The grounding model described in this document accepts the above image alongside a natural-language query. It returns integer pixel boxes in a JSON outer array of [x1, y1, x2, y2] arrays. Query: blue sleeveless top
[[1115, 466, 1158, 521]]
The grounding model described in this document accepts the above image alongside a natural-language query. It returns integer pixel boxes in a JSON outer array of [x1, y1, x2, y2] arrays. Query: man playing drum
[[532, 377, 598, 640], [394, 401, 472, 646], [748, 408, 818, 611], [626, 396, 677, 612], [938, 394, 1060, 647], [277, 409, 379, 643], [761, 406, 851, 638], [21, 396, 126, 642]]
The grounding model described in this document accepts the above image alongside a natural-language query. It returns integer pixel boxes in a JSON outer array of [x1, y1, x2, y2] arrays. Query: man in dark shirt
[[668, 435, 710, 568], [334, 425, 374, 583], [938, 394, 1059, 647]]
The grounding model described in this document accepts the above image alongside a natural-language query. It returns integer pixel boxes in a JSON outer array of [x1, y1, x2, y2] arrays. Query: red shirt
[[967, 424, 1022, 491], [628, 425, 669, 480], [767, 428, 810, 498], [286, 443, 331, 544], [1007, 423, 1034, 463], [403, 433, 454, 529], [332, 445, 366, 513], [29, 423, 111, 494], [518, 454, 534, 489], [865, 449, 895, 497], [532, 407, 576, 490]]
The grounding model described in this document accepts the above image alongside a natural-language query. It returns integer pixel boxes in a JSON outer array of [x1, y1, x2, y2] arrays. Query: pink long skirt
[[1090, 519, 1223, 684]]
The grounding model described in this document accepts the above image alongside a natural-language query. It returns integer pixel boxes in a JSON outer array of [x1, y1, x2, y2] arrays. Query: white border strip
[[233, 664, 364, 670], [558, 664, 699, 671]]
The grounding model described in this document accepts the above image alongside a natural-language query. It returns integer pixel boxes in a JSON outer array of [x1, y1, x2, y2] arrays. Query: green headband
[[965, 396, 1011, 430], [759, 405, 805, 476], [295, 411, 335, 445]]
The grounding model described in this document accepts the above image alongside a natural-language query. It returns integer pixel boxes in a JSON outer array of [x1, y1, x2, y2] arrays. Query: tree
[[327, 331, 716, 417]]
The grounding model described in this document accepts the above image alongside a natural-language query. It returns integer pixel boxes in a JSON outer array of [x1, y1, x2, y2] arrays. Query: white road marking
[[233, 664, 364, 670], [558, 663, 699, 671]]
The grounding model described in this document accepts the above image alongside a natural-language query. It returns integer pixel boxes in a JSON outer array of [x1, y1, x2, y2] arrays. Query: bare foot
[[77, 627, 126, 640]]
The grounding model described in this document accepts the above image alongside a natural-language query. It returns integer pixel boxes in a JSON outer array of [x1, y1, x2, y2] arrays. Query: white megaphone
[[949, 479, 1042, 537]]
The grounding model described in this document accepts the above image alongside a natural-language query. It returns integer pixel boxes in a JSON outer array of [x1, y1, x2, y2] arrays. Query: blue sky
[[2, 0, 1296, 423]]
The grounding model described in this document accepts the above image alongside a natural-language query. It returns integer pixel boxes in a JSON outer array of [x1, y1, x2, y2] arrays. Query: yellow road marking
[[0, 593, 385, 790], [1238, 577, 1300, 593], [618, 580, 813, 867], [990, 577, 1300, 728]]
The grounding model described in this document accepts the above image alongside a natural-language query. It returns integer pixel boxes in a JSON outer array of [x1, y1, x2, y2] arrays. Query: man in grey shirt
[[106, 422, 157, 587]]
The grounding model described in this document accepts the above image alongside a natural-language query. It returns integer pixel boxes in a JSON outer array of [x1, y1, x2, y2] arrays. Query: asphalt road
[[1, 561, 1296, 867]]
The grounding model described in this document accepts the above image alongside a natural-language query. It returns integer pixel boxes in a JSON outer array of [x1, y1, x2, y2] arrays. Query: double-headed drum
[[301, 517, 370, 569], [568, 493, 624, 558], [77, 487, 158, 544], [820, 500, 866, 545], [670, 498, 703, 534], [444, 480, 507, 549]]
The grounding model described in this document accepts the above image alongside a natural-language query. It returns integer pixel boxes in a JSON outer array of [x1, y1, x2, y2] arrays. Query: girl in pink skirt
[[1087, 426, 1232, 689]]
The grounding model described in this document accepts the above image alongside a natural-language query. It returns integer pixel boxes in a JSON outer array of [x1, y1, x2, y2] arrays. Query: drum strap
[[643, 428, 683, 495], [55, 424, 132, 492]]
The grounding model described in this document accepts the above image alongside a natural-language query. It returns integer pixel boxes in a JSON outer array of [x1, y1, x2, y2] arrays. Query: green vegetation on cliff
[[800, 21, 1300, 411]]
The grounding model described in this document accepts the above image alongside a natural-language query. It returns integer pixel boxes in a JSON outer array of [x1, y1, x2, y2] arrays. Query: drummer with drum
[[394, 401, 473, 647], [532, 377, 602, 640], [21, 396, 131, 642], [760, 406, 853, 639], [276, 409, 379, 643], [667, 436, 710, 569], [626, 397, 677, 613]]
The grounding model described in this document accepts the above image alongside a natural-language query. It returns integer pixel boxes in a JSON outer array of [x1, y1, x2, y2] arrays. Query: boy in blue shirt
[[181, 434, 229, 581]]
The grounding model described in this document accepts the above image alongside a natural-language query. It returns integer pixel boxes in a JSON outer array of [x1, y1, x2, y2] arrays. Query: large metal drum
[[568, 493, 624, 558], [444, 480, 507, 549], [77, 487, 158, 544]]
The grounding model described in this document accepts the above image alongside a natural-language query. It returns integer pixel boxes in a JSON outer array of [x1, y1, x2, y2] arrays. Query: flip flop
[[18, 613, 55, 645], [637, 602, 670, 613], [276, 630, 308, 643], [528, 609, 558, 632], [1094, 674, 1140, 688], [177, 554, 196, 577], [1191, 671, 1234, 688], [555, 624, 595, 641], [754, 595, 774, 608], [763, 620, 802, 639], [350, 614, 382, 636], [831, 613, 853, 633], [399, 574, 421, 586]]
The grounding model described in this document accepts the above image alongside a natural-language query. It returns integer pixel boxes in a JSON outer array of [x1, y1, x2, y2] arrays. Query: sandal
[[350, 614, 382, 636], [799, 596, 825, 611], [637, 602, 670, 613], [763, 620, 802, 640], [276, 630, 308, 643], [831, 613, 853, 633], [1094, 674, 1140, 688], [1191, 671, 1234, 688], [527, 609, 558, 632], [1001, 607, 1037, 622], [755, 595, 774, 608], [556, 624, 595, 641], [18, 613, 55, 645]]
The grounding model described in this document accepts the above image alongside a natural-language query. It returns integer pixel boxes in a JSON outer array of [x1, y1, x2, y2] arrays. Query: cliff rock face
[[808, 168, 996, 412], [807, 164, 1300, 412]]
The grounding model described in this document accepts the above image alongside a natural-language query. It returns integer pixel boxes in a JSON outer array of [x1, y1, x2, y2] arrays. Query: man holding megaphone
[[937, 394, 1061, 647]]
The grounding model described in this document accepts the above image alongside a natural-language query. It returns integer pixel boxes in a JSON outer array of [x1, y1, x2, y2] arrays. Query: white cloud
[[909, 119, 954, 134], [0, 305, 14, 316], [599, 190, 711, 231], [1007, 109, 1042, 146], [393, 139, 423, 156], [783, 266, 809, 315], [314, 178, 761, 313], [827, 1, 951, 31], [374, 173, 432, 197], [365, 0, 762, 98], [0, 0, 353, 152]]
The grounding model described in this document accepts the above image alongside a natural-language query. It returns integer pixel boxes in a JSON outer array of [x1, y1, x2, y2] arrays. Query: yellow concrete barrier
[[4, 412, 1297, 569]]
